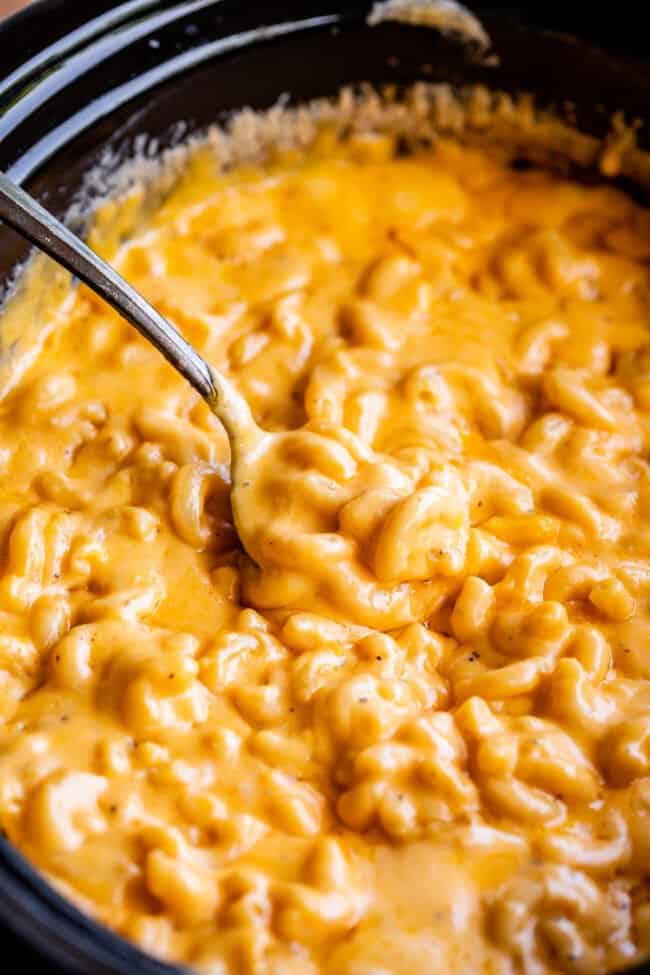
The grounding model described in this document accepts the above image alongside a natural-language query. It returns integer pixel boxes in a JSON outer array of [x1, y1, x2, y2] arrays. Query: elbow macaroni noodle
[[3, 127, 650, 973]]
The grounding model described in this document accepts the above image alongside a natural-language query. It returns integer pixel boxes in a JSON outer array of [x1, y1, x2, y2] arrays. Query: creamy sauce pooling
[[3, 133, 650, 974]]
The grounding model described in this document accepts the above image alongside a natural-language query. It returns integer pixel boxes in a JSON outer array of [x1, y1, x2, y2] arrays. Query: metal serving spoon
[[0, 170, 265, 551]]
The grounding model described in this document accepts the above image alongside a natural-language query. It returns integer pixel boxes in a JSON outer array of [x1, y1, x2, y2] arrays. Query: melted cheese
[[3, 132, 650, 974]]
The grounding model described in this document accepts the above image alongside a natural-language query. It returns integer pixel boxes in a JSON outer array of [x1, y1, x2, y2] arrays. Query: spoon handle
[[0, 170, 217, 403]]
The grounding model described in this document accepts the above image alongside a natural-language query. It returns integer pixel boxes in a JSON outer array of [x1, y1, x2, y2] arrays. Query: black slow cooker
[[1, 2, 650, 972]]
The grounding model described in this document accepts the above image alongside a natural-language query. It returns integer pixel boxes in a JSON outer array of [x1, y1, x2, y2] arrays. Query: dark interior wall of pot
[[2, 1, 650, 291]]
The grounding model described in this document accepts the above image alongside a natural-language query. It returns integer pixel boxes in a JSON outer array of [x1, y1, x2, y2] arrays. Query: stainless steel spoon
[[0, 169, 265, 550]]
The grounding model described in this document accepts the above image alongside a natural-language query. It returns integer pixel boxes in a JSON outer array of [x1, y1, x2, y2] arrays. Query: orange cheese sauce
[[3, 132, 650, 974]]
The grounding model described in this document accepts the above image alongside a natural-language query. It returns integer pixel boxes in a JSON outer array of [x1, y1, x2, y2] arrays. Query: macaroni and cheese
[[2, 121, 650, 975]]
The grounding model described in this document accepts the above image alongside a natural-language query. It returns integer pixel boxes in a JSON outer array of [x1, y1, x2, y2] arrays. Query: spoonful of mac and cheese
[[0, 170, 472, 630]]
